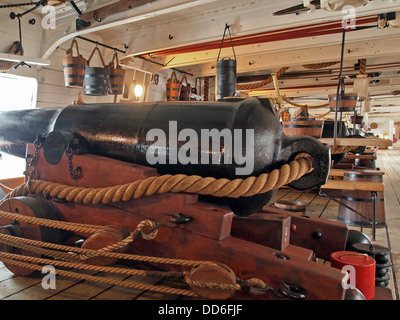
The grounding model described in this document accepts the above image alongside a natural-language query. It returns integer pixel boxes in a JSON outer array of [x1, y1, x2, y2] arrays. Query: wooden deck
[[0, 147, 399, 301]]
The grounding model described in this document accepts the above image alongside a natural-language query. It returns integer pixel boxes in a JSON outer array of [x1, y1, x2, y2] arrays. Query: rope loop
[[137, 220, 159, 240]]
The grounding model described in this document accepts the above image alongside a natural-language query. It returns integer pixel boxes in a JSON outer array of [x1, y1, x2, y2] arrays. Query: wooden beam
[[318, 138, 392, 147], [321, 179, 384, 192], [344, 154, 377, 160], [179, 36, 400, 77], [79, 0, 157, 22], [0, 53, 50, 67], [40, 0, 220, 59]]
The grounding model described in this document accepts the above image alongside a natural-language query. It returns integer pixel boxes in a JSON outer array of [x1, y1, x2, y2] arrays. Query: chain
[[0, 2, 41, 9], [24, 135, 43, 180], [65, 142, 82, 180]]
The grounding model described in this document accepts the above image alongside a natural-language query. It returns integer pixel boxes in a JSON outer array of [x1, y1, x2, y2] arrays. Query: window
[[0, 73, 38, 111], [0, 73, 37, 179]]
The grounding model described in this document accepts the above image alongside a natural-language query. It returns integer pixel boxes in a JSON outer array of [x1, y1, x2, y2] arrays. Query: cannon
[[0, 97, 330, 216], [0, 98, 350, 300]]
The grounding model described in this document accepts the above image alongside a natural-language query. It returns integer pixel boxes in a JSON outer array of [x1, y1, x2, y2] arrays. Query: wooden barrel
[[282, 106, 324, 138], [355, 151, 376, 169], [166, 70, 181, 101], [338, 170, 385, 228], [274, 200, 307, 214], [329, 93, 359, 112], [63, 39, 86, 88], [108, 53, 125, 96], [84, 47, 110, 96]]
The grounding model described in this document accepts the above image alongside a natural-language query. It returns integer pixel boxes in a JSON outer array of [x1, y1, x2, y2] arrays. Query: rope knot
[[239, 277, 271, 296]]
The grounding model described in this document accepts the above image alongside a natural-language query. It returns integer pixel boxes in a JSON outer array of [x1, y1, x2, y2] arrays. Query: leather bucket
[[108, 52, 125, 96], [166, 70, 181, 101], [63, 39, 87, 88], [84, 46, 110, 96]]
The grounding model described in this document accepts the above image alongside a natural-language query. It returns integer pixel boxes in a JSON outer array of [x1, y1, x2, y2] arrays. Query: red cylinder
[[330, 251, 376, 300]]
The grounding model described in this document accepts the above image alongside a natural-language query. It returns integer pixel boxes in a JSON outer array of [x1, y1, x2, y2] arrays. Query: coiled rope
[[282, 97, 330, 109]]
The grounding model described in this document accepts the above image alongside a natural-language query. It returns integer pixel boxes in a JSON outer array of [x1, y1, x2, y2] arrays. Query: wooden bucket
[[329, 93, 359, 112], [350, 115, 363, 125], [274, 200, 307, 214], [108, 52, 125, 95], [282, 106, 324, 138], [281, 109, 291, 122], [166, 71, 181, 101], [338, 169, 385, 228], [179, 75, 192, 101], [84, 46, 110, 96], [63, 39, 87, 88]]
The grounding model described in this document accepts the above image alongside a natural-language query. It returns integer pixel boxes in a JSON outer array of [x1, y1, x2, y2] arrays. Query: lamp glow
[[134, 84, 143, 99]]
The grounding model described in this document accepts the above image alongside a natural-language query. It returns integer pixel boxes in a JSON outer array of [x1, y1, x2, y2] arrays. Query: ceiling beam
[[40, 0, 220, 59], [79, 0, 158, 23], [178, 36, 400, 77]]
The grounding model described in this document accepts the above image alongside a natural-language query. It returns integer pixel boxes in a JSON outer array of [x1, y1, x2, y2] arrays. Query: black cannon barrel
[[0, 98, 330, 216], [0, 108, 62, 158]]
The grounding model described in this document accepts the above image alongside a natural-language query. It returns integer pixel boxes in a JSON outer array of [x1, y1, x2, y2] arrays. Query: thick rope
[[302, 61, 339, 70], [0, 209, 159, 260], [282, 97, 329, 109], [0, 252, 198, 297], [330, 145, 358, 154], [0, 232, 205, 268], [0, 210, 103, 234], [0, 239, 180, 279], [79, 220, 159, 260], [359, 59, 367, 76], [0, 234, 271, 298], [236, 67, 289, 90], [3, 157, 312, 205], [203, 76, 209, 101]]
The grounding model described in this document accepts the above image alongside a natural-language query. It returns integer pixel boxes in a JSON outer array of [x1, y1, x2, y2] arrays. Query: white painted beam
[[0, 53, 50, 66], [40, 0, 221, 59], [181, 37, 400, 77]]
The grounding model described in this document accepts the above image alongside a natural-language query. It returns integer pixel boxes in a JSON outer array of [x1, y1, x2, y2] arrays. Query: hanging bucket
[[281, 109, 291, 122], [216, 24, 237, 101], [179, 75, 192, 101], [84, 46, 110, 96], [166, 70, 181, 101], [338, 169, 385, 228], [217, 58, 237, 100], [282, 106, 324, 138], [330, 251, 376, 300], [63, 39, 87, 88], [329, 93, 359, 112], [108, 52, 125, 95]]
